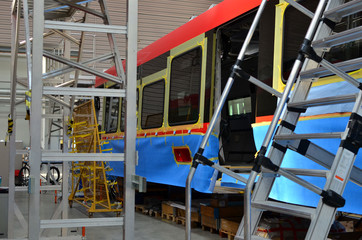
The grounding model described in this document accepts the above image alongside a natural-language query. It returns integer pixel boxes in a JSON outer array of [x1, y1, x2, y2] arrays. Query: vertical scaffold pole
[[124, 0, 138, 239], [8, 0, 21, 238], [28, 0, 44, 239]]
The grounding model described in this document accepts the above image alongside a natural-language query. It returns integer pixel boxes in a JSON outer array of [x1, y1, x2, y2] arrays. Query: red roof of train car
[[95, 0, 261, 87]]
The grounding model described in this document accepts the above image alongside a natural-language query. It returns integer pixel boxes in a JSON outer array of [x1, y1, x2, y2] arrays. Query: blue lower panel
[[102, 134, 219, 193], [222, 116, 362, 214]]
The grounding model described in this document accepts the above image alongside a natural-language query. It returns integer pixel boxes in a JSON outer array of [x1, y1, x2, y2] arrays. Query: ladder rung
[[263, 168, 328, 177], [288, 94, 357, 109], [300, 57, 362, 80], [274, 132, 342, 140], [251, 200, 315, 219], [324, 0, 362, 22], [312, 26, 362, 51]]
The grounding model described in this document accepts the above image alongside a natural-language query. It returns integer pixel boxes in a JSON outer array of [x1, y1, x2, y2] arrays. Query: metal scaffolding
[[9, 0, 138, 239]]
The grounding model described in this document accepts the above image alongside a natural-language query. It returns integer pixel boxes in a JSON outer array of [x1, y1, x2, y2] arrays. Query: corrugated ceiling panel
[[0, 0, 222, 71]]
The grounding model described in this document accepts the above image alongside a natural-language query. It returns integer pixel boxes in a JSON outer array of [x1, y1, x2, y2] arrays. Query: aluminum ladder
[[185, 1, 281, 239], [236, 0, 362, 239]]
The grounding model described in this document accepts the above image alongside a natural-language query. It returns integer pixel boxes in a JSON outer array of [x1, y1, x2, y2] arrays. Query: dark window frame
[[141, 79, 165, 129], [168, 46, 203, 126]]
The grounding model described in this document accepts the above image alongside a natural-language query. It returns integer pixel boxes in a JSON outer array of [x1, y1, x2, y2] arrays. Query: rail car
[[95, 0, 362, 214]]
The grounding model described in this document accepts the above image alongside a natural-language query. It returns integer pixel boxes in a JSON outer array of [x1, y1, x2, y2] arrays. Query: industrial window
[[141, 80, 165, 129], [104, 96, 119, 133], [168, 47, 202, 126]]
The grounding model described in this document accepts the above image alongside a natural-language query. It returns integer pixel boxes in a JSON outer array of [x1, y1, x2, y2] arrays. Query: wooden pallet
[[175, 217, 199, 228], [219, 229, 235, 240], [162, 213, 176, 222], [149, 209, 161, 218], [135, 204, 148, 214], [201, 224, 218, 234]]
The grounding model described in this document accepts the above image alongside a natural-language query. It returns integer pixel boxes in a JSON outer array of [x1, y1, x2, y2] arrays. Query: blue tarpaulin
[[102, 134, 219, 193]]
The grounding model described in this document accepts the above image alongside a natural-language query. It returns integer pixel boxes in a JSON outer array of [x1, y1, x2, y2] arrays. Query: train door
[[216, 1, 278, 166]]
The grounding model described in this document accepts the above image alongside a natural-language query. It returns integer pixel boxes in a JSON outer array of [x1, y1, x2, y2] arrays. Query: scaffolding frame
[[9, 0, 138, 239]]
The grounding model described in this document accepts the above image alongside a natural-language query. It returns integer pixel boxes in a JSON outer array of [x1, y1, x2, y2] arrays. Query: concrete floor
[[12, 191, 223, 240]]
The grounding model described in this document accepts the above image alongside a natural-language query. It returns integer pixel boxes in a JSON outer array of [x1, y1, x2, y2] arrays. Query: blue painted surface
[[222, 116, 362, 214], [102, 134, 219, 193]]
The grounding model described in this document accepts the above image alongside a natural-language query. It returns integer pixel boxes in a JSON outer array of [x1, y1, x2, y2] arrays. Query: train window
[[228, 97, 251, 116], [104, 97, 119, 133], [141, 80, 165, 129], [169, 47, 202, 126]]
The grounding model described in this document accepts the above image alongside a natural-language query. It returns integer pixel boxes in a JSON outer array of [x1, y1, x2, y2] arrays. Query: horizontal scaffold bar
[[40, 217, 124, 228], [42, 152, 125, 162]]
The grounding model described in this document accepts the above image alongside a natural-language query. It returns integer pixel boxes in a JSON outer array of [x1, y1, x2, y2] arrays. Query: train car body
[[95, 0, 362, 214]]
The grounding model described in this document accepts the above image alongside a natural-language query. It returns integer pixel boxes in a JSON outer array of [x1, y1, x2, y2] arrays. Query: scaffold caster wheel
[[69, 200, 73, 208], [116, 212, 121, 217], [88, 212, 94, 218]]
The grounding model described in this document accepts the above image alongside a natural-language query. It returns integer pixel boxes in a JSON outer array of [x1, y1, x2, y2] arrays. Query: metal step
[[288, 93, 357, 109], [300, 57, 362, 80], [277, 139, 362, 186], [324, 0, 362, 22], [313, 26, 362, 51], [274, 132, 342, 140], [252, 200, 315, 219]]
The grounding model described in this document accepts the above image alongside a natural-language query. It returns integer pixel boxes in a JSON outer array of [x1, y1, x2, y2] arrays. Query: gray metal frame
[[8, 0, 21, 238], [9, 0, 138, 239], [123, 1, 138, 239], [236, 0, 362, 239]]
